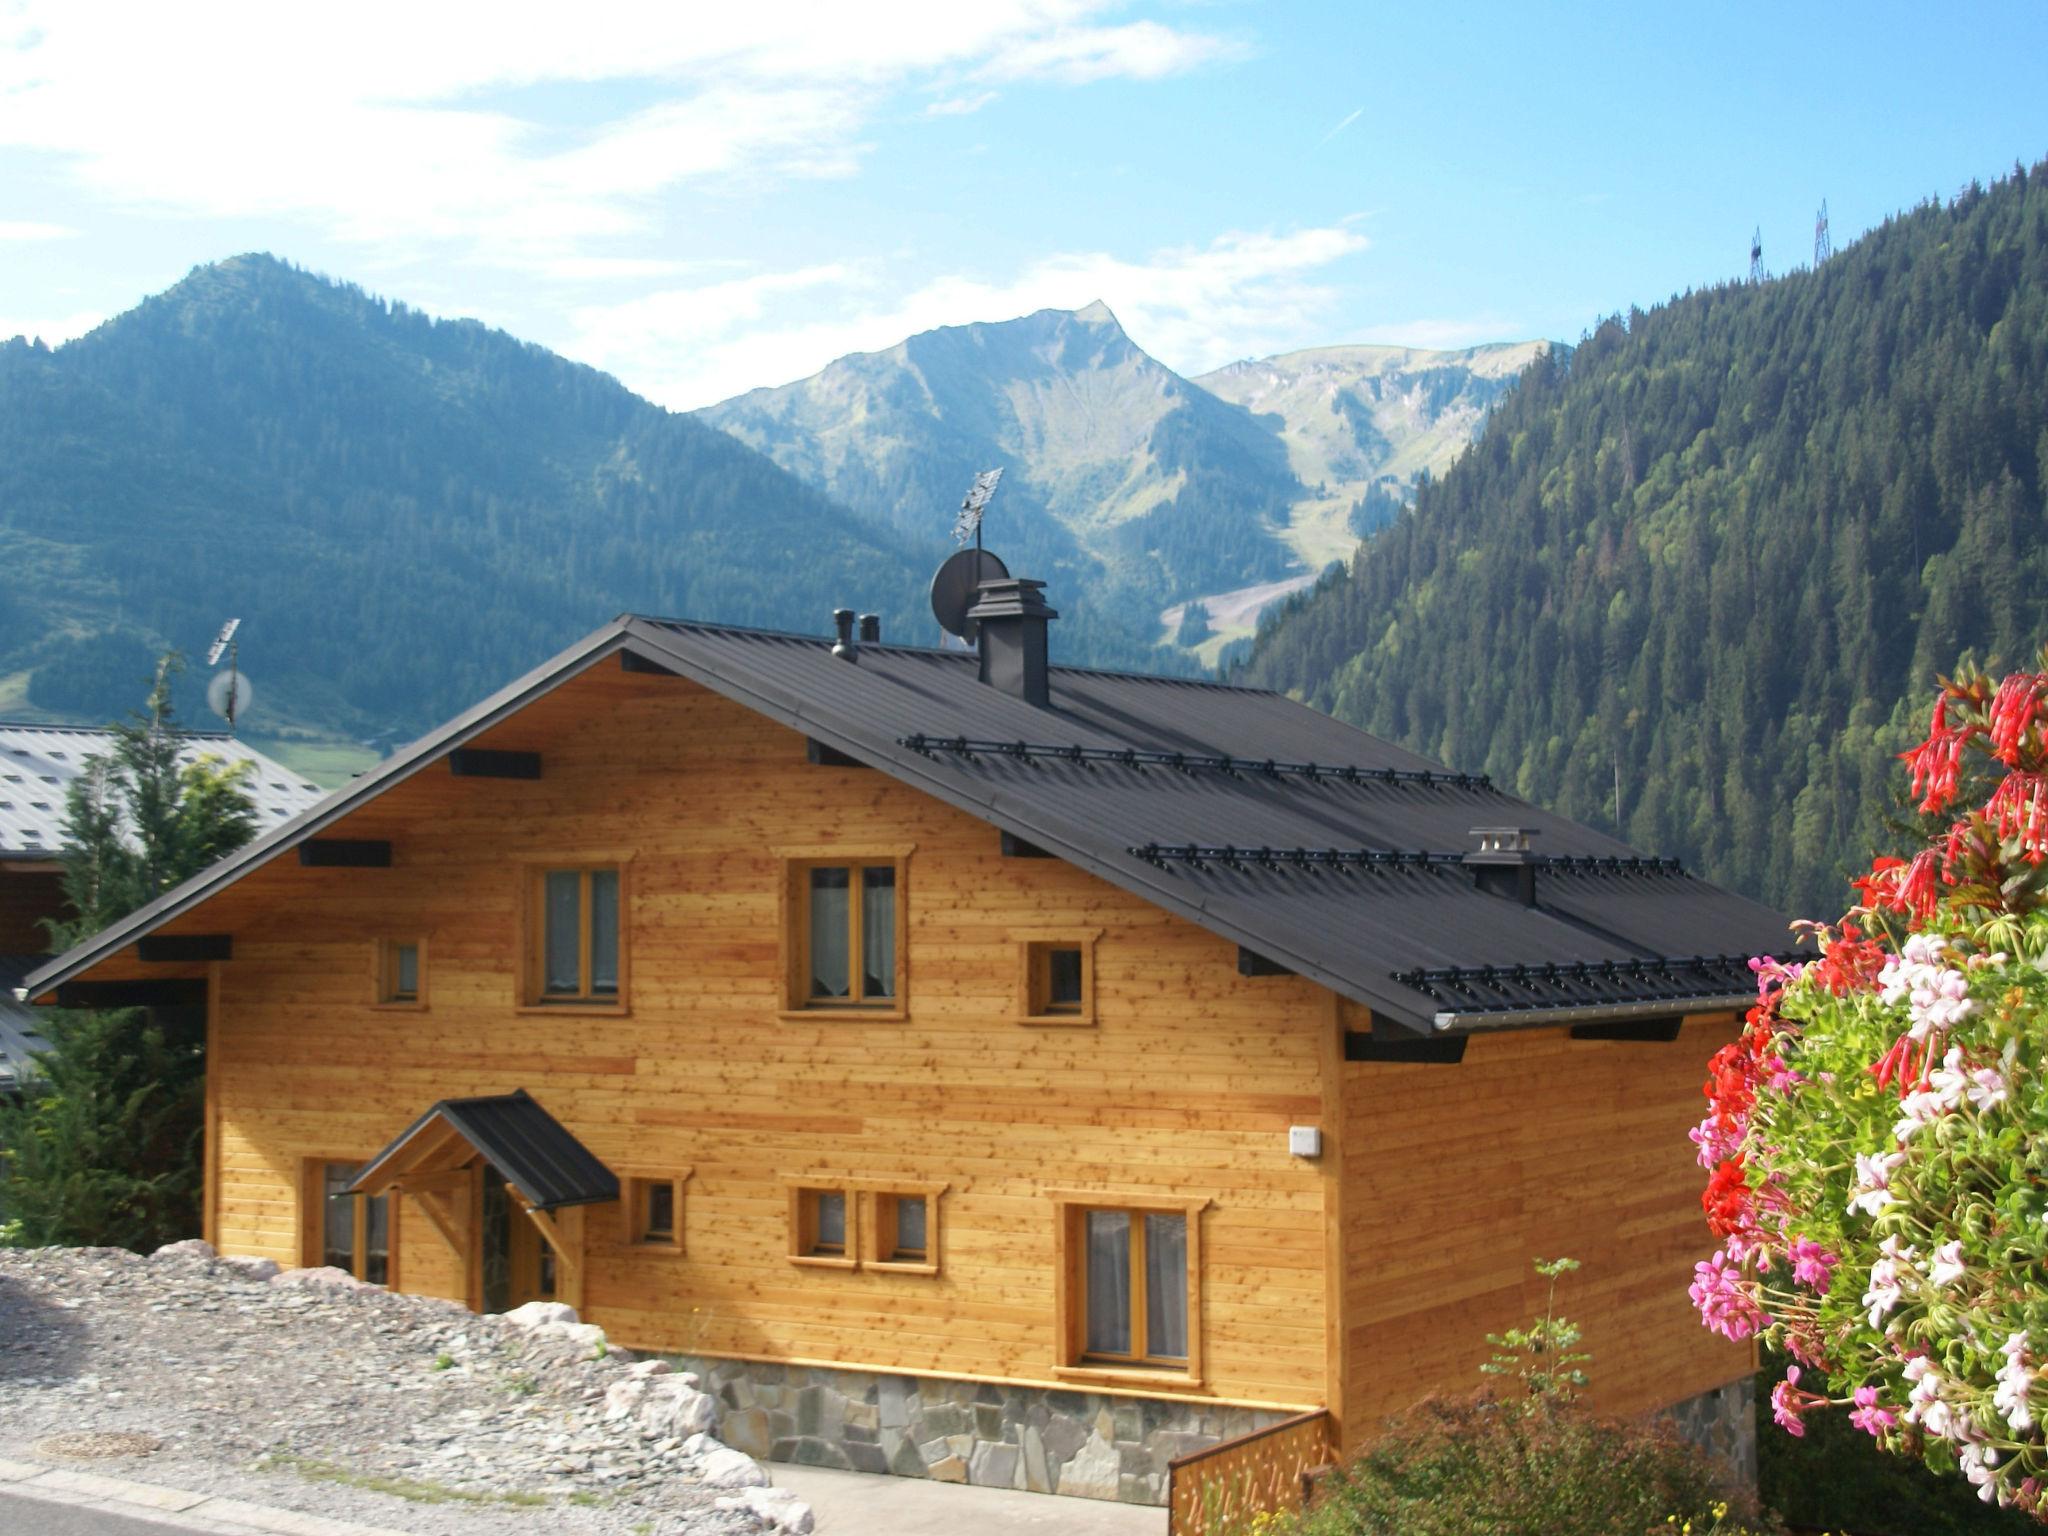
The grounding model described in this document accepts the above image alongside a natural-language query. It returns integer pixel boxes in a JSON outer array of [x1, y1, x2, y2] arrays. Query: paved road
[[1, 1487, 203, 1534], [770, 1463, 1167, 1535]]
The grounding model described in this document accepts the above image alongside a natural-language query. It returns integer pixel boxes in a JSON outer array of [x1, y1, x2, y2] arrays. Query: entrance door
[[479, 1164, 556, 1313]]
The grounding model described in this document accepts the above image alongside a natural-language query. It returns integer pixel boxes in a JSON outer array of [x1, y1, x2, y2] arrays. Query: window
[[306, 1160, 393, 1286], [788, 1184, 858, 1268], [1017, 932, 1099, 1024], [864, 1183, 947, 1275], [375, 938, 425, 1007], [620, 1171, 689, 1252], [1054, 1195, 1207, 1383], [526, 865, 626, 1007], [782, 853, 908, 1013]]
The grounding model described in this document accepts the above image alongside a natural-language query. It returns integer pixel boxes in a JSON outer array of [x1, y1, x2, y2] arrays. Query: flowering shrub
[[1691, 651, 2048, 1514]]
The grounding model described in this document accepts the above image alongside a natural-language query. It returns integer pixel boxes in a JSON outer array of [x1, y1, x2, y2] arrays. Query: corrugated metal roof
[[23, 613, 1801, 1035], [0, 723, 325, 859], [350, 1090, 619, 1211], [0, 955, 50, 1092]]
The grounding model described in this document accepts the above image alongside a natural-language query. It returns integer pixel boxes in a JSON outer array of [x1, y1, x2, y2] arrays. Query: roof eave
[[1421, 989, 1754, 1037], [21, 620, 641, 1003]]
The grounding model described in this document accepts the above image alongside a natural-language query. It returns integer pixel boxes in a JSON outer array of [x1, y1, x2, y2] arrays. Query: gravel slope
[[0, 1246, 797, 1535]]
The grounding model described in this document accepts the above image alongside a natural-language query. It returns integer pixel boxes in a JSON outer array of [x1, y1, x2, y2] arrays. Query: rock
[[697, 1445, 769, 1488], [533, 1320, 607, 1351], [272, 1266, 365, 1289], [928, 1454, 967, 1483], [625, 1358, 672, 1379], [220, 1256, 280, 1281], [1057, 1435, 1122, 1500], [716, 1486, 815, 1534], [502, 1300, 579, 1329], [969, 1439, 1020, 1488], [151, 1239, 216, 1261], [624, 1375, 719, 1438]]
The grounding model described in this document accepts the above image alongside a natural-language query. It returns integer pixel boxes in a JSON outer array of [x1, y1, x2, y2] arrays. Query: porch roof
[[350, 1089, 618, 1212]]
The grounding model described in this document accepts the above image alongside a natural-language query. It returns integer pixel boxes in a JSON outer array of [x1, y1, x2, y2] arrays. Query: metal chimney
[[966, 577, 1058, 707], [831, 608, 858, 661], [1464, 826, 1540, 905], [858, 613, 881, 644]]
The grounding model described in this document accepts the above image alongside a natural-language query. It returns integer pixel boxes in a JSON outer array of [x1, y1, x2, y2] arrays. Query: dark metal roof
[[24, 612, 1799, 1035], [0, 954, 50, 1093], [349, 1090, 618, 1211]]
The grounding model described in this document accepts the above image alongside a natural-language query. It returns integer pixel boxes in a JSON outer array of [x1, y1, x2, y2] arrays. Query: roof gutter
[[1428, 989, 1755, 1035]]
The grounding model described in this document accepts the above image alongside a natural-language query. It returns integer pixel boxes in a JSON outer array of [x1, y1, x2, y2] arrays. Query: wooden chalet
[[22, 583, 1789, 1505]]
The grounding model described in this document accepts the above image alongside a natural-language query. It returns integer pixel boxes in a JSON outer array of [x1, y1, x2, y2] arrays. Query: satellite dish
[[207, 669, 253, 725], [930, 548, 1010, 642]]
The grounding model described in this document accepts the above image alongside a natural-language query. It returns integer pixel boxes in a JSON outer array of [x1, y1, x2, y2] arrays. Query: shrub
[[1690, 650, 2048, 1512]]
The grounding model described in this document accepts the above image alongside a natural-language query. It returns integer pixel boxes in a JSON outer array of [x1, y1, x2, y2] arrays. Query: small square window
[[375, 938, 425, 1007], [789, 1184, 858, 1268], [866, 1185, 945, 1275], [620, 1171, 689, 1252], [1019, 935, 1097, 1025]]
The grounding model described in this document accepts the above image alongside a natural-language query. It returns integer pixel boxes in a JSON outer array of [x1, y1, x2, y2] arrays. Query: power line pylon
[[1814, 199, 1832, 266], [1749, 226, 1764, 284]]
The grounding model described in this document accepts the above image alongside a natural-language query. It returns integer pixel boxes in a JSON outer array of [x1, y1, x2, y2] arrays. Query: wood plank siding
[[196, 665, 1331, 1410], [1336, 999, 1749, 1450]]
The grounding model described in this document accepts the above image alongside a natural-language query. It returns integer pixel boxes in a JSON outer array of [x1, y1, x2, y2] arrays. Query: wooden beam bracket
[[298, 839, 392, 868], [448, 748, 542, 780]]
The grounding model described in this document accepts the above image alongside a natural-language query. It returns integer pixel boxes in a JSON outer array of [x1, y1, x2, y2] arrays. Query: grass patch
[[262, 1453, 549, 1508]]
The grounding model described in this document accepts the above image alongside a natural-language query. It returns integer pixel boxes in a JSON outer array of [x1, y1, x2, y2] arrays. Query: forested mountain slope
[[1237, 158, 2048, 917], [0, 255, 929, 742]]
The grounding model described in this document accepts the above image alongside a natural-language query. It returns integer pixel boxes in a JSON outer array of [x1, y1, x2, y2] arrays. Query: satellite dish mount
[[206, 618, 245, 737], [931, 469, 1009, 645]]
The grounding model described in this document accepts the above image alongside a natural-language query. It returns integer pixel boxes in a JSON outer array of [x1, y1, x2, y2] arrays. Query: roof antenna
[[929, 468, 1010, 648], [206, 617, 248, 737]]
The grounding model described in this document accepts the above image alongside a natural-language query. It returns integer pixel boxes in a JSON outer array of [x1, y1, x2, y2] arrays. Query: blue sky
[[2, 1, 2044, 409]]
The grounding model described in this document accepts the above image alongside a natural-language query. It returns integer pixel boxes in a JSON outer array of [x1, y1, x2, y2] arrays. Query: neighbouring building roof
[[22, 615, 1799, 1036], [0, 954, 51, 1093], [0, 722, 326, 861], [350, 1090, 619, 1211]]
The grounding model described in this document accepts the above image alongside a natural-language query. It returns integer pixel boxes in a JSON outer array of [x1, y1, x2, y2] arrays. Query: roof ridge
[[627, 615, 1278, 695]]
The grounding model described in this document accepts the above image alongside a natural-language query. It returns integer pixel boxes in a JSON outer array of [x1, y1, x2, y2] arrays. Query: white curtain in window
[[1085, 1210, 1131, 1355], [861, 867, 895, 998], [893, 1196, 926, 1255], [589, 870, 620, 993], [544, 871, 581, 992], [815, 1191, 847, 1249], [1145, 1212, 1188, 1360], [809, 868, 850, 998]]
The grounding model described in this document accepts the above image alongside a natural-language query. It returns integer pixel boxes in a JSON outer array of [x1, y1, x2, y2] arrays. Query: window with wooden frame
[[780, 852, 909, 1014], [1017, 931, 1099, 1025], [373, 937, 426, 1008], [863, 1182, 946, 1275], [303, 1159, 395, 1286], [788, 1183, 858, 1268], [1052, 1194, 1207, 1386], [525, 864, 627, 1008], [619, 1170, 690, 1252]]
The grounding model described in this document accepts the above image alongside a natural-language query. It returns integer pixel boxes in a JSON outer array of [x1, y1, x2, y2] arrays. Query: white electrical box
[[1288, 1125, 1322, 1158]]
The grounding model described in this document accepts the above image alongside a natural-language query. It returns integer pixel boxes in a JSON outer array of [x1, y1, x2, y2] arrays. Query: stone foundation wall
[[1661, 1377, 1757, 1494], [668, 1355, 1287, 1506]]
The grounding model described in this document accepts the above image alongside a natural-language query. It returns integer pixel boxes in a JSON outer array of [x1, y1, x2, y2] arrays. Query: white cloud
[[0, 308, 101, 344], [926, 91, 999, 117], [569, 224, 1371, 409], [0, 3, 1231, 268], [1317, 107, 1362, 148], [0, 219, 77, 240]]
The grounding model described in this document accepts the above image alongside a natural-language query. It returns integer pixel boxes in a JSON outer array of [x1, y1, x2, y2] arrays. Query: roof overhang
[[350, 1090, 617, 1212], [1421, 990, 1754, 1037]]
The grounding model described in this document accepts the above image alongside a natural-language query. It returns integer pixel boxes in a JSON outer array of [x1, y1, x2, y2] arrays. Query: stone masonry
[[1660, 1377, 1757, 1495], [669, 1355, 1286, 1506]]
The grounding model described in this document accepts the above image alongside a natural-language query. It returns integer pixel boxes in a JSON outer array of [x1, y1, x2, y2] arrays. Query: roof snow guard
[[349, 1090, 617, 1211], [22, 613, 1801, 1036], [1393, 951, 1784, 1034]]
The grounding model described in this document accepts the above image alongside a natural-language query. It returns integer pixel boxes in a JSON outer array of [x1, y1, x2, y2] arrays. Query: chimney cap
[[966, 576, 1059, 623], [1466, 826, 1539, 861]]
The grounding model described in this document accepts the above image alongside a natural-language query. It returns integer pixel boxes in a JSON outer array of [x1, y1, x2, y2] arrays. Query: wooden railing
[[1167, 1408, 1335, 1535]]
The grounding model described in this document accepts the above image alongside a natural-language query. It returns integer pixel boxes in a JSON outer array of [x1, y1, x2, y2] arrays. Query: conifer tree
[[0, 655, 257, 1249]]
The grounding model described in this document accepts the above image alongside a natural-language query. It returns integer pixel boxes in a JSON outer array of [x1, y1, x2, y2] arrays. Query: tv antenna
[[206, 617, 246, 736], [1749, 226, 1764, 284], [1813, 198, 1832, 265], [932, 468, 1010, 647]]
